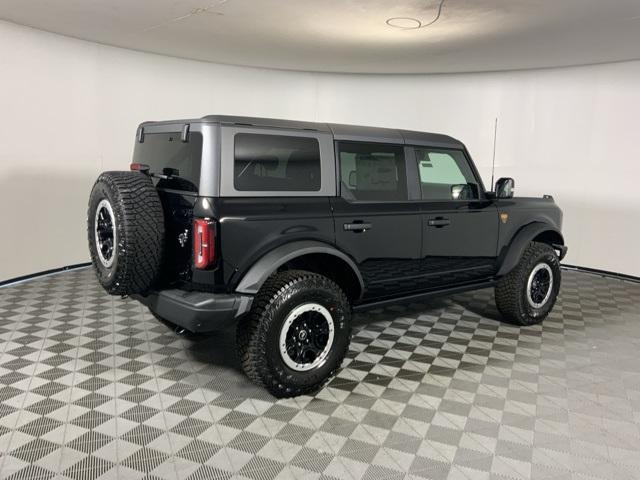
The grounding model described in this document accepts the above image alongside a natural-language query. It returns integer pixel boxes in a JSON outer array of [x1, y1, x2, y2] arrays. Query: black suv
[[88, 115, 567, 397]]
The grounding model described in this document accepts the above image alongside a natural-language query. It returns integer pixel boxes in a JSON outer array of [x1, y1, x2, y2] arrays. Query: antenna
[[490, 117, 498, 188]]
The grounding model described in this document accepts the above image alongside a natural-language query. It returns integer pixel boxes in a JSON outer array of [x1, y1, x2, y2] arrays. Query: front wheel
[[495, 242, 561, 326], [237, 270, 351, 398]]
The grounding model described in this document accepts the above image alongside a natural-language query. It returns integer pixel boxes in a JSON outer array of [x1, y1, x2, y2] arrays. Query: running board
[[353, 279, 497, 312]]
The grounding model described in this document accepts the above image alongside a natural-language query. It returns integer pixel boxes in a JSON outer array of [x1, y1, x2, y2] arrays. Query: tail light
[[193, 219, 216, 269]]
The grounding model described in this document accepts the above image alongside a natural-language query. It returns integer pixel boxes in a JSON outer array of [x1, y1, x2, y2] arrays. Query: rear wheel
[[495, 242, 561, 326], [88, 171, 164, 295], [237, 270, 351, 398]]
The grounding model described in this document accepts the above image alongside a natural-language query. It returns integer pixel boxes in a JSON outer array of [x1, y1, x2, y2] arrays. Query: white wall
[[1, 20, 639, 280]]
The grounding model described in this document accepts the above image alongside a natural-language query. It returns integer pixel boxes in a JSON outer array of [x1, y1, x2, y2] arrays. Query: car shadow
[[350, 297, 452, 328], [449, 291, 504, 322], [154, 317, 243, 373], [152, 288, 504, 402], [183, 327, 243, 372], [180, 326, 279, 401]]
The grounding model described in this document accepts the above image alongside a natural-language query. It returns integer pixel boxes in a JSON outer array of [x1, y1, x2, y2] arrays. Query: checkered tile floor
[[1, 268, 639, 480]]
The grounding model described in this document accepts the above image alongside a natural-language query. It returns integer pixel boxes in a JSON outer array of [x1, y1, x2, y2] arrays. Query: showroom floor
[[0, 268, 639, 480]]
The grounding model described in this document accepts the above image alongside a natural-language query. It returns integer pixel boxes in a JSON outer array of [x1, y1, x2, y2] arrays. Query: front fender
[[234, 240, 365, 296], [496, 222, 565, 277]]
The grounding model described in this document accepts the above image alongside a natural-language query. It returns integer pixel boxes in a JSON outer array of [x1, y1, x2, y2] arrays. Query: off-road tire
[[88, 171, 164, 295], [495, 242, 561, 326], [237, 270, 351, 398]]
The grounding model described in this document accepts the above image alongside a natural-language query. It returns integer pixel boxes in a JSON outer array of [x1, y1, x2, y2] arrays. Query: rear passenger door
[[331, 142, 422, 300], [412, 147, 499, 288]]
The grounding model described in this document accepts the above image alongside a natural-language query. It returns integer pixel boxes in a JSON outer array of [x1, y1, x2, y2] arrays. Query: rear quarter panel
[[213, 197, 335, 289]]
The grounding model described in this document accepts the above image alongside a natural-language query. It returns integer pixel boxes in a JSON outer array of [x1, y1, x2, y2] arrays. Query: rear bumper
[[133, 289, 253, 332]]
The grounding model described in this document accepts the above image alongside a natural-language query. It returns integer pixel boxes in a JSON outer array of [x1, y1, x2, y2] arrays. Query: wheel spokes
[[284, 311, 330, 366], [95, 203, 116, 265], [529, 266, 552, 305], [280, 303, 335, 372]]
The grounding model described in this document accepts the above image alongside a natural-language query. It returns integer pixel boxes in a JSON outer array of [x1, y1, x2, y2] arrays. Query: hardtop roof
[[142, 115, 465, 149]]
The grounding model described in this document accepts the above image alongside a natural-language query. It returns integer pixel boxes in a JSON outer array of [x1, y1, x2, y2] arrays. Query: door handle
[[344, 222, 373, 233], [427, 217, 451, 228]]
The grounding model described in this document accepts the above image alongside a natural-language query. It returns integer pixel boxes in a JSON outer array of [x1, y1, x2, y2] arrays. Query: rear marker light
[[130, 163, 150, 172], [193, 219, 215, 269]]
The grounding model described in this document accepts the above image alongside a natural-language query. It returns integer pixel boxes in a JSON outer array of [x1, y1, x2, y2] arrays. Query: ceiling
[[2, 0, 640, 74]]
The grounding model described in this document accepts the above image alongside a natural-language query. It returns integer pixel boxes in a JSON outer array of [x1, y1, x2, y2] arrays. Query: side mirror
[[451, 184, 471, 200], [495, 177, 515, 199]]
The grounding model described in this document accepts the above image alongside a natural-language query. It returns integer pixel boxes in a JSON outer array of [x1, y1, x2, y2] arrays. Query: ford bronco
[[88, 115, 567, 397]]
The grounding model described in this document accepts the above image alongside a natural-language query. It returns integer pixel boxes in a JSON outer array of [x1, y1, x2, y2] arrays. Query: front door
[[331, 141, 422, 300], [412, 146, 499, 288]]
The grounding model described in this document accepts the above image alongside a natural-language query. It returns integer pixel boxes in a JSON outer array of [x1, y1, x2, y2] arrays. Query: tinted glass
[[234, 133, 321, 191], [339, 142, 407, 201], [132, 132, 202, 192], [415, 148, 480, 200]]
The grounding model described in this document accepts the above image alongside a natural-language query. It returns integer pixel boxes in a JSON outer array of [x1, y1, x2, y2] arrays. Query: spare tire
[[87, 171, 164, 295]]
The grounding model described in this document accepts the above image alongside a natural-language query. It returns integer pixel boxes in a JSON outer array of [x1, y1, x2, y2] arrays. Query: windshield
[[132, 132, 202, 192]]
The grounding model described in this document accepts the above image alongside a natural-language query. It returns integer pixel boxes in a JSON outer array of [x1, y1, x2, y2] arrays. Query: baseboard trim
[[561, 264, 640, 284], [0, 263, 92, 288]]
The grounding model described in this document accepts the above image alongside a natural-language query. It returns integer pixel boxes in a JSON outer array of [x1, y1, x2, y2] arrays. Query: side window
[[234, 133, 321, 191], [338, 142, 407, 201], [415, 148, 480, 200]]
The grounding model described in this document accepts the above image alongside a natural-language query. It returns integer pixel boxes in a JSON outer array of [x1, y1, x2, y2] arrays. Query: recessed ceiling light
[[386, 17, 422, 29]]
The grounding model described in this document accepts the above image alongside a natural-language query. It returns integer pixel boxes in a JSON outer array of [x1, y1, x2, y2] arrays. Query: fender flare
[[235, 240, 365, 297], [497, 222, 565, 277]]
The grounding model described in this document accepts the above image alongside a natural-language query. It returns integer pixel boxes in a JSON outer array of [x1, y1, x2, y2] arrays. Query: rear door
[[331, 141, 422, 300], [412, 147, 499, 288]]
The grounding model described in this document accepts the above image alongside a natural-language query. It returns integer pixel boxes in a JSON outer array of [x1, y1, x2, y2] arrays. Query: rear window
[[234, 133, 321, 191], [133, 132, 202, 192]]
